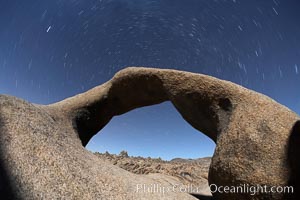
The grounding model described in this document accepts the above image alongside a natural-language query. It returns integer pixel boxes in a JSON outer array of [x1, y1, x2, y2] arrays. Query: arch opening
[[86, 101, 216, 161]]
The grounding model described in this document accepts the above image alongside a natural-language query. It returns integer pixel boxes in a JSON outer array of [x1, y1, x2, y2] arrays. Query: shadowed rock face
[[0, 67, 299, 199]]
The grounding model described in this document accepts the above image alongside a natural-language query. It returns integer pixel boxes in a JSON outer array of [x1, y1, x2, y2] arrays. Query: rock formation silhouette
[[0, 67, 299, 199]]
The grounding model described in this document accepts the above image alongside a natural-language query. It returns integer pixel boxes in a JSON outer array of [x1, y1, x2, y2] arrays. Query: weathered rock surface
[[0, 95, 199, 200], [0, 67, 299, 199]]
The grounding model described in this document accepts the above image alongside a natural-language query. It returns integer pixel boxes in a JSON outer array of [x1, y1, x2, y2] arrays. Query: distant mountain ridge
[[170, 157, 211, 164]]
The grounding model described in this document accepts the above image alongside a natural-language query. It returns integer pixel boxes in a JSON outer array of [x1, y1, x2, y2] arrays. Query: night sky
[[1, 0, 300, 160]]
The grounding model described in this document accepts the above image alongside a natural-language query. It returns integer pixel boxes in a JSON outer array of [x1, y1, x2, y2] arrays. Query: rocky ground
[[94, 151, 211, 194], [2, 67, 298, 199]]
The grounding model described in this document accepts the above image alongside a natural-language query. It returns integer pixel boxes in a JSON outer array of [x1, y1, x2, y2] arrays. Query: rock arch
[[0, 67, 299, 199], [49, 67, 238, 146]]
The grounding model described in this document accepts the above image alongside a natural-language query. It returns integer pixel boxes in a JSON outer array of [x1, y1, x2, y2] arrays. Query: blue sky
[[1, 0, 299, 160]]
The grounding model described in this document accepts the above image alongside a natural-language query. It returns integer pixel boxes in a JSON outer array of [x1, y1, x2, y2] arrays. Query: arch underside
[[49, 67, 237, 146]]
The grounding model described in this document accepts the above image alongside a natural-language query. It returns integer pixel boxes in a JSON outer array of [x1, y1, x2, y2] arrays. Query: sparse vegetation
[[94, 151, 211, 186]]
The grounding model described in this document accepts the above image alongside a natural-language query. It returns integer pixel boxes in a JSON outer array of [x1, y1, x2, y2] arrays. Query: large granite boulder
[[0, 67, 299, 199]]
